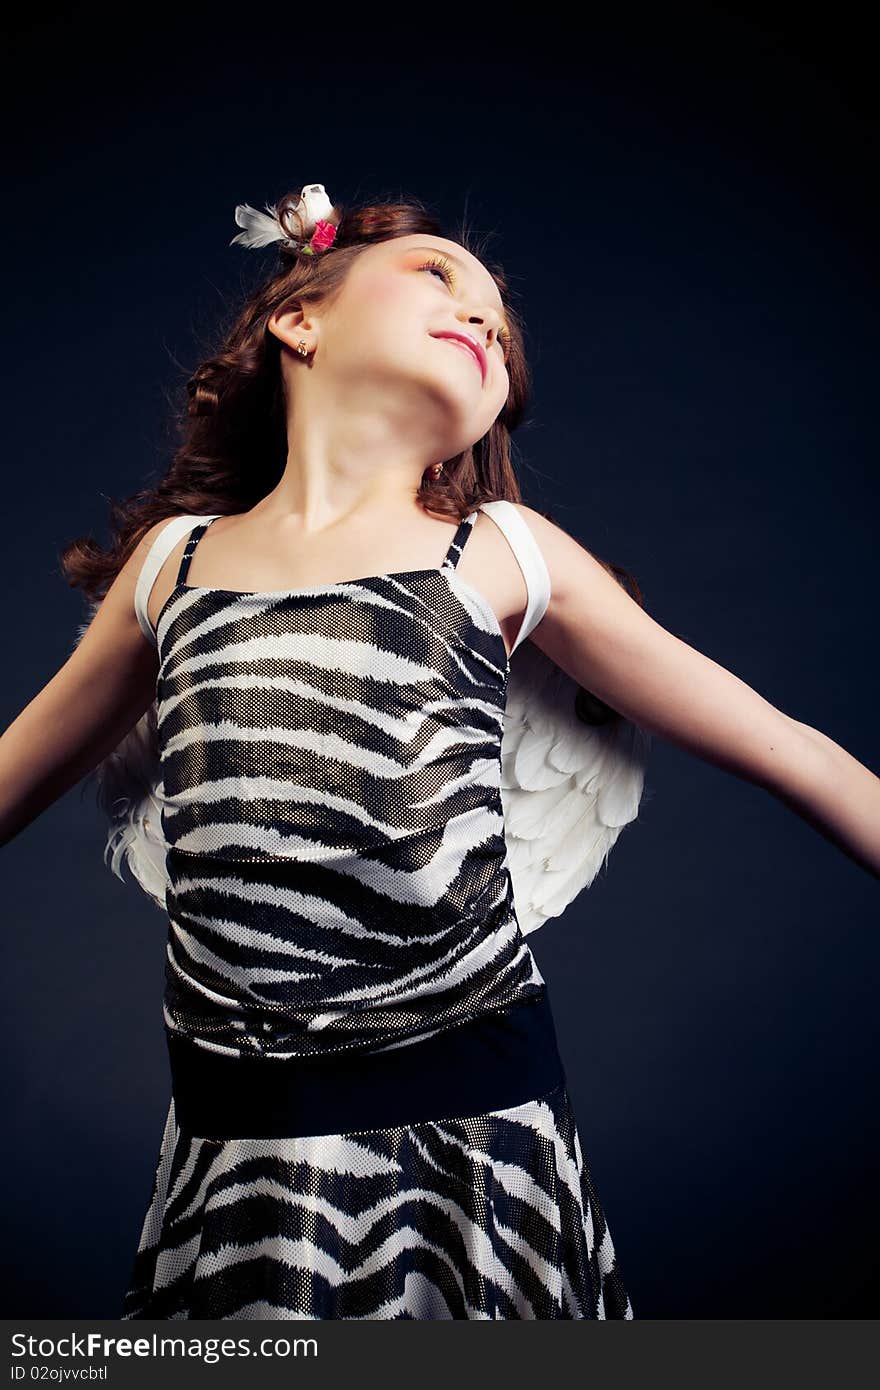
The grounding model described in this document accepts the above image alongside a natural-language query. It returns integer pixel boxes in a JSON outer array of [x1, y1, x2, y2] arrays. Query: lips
[[431, 331, 487, 384]]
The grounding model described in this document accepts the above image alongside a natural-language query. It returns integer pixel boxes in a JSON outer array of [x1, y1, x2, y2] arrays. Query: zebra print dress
[[120, 509, 633, 1320]]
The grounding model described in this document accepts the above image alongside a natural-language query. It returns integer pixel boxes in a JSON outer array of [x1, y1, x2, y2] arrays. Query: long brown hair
[[60, 187, 644, 724]]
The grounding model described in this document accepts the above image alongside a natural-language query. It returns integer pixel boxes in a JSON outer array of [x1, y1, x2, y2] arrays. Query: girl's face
[[276, 234, 512, 459]]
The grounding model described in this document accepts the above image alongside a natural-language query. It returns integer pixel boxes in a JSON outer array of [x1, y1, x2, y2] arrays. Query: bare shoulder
[[136, 514, 204, 634], [454, 501, 585, 655], [80, 514, 194, 651], [132, 513, 195, 566], [59, 517, 192, 728], [115, 514, 193, 604], [457, 505, 531, 651], [481, 502, 603, 604], [494, 502, 655, 664]]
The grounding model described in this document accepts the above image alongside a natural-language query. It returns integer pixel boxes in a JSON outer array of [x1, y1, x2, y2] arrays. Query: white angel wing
[[74, 604, 170, 912], [500, 637, 651, 937]]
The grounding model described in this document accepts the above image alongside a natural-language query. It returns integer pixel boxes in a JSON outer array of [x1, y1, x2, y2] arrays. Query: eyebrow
[[404, 245, 509, 330]]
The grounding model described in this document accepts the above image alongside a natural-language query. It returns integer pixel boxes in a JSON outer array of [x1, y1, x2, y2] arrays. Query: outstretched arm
[[514, 505, 880, 880], [0, 520, 170, 849]]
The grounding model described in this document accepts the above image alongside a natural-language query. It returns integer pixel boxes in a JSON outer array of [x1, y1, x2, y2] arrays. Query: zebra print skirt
[[120, 996, 634, 1320]]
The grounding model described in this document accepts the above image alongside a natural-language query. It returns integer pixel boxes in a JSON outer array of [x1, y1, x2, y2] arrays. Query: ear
[[268, 303, 317, 353]]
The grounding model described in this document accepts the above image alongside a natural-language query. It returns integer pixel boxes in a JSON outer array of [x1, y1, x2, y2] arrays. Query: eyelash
[[417, 256, 512, 363]]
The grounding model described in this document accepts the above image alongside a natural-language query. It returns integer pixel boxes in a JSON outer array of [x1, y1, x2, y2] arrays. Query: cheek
[[357, 269, 416, 320], [489, 366, 510, 408], [333, 280, 423, 359]]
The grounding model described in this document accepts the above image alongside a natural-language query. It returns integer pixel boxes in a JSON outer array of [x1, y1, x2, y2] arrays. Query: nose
[[459, 304, 503, 352]]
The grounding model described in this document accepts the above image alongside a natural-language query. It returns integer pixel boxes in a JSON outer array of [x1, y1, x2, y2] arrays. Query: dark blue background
[[2, 2, 877, 1318]]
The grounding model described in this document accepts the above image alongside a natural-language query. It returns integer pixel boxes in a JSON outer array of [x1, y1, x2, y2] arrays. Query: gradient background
[[2, 1, 877, 1318]]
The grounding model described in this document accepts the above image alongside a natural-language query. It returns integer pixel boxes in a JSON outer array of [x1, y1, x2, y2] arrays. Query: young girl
[[2, 183, 877, 1321]]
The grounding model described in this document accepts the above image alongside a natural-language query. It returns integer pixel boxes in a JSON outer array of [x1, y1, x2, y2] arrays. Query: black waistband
[[166, 990, 566, 1140]]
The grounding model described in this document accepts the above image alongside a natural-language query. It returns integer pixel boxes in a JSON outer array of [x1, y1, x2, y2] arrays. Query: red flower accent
[[310, 219, 338, 253]]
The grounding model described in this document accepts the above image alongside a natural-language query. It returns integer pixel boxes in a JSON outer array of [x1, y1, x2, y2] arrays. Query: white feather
[[500, 638, 650, 936], [229, 184, 335, 250], [229, 202, 292, 250]]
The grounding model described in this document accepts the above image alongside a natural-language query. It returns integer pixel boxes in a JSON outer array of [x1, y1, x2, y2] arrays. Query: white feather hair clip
[[230, 182, 340, 255]]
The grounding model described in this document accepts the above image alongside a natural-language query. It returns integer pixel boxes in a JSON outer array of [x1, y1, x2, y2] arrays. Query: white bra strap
[[477, 500, 551, 655], [134, 514, 222, 646]]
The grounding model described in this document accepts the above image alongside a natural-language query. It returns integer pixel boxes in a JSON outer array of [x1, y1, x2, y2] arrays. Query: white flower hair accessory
[[230, 182, 340, 255]]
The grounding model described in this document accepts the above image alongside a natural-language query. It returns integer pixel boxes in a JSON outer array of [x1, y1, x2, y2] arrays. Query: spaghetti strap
[[133, 513, 223, 647], [440, 511, 478, 573], [176, 516, 219, 587]]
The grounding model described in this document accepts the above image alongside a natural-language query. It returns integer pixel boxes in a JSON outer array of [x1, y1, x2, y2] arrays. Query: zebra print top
[[150, 508, 547, 1060]]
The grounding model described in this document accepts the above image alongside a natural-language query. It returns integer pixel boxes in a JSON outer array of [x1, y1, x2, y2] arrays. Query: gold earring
[[430, 462, 444, 479], [297, 340, 309, 357]]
